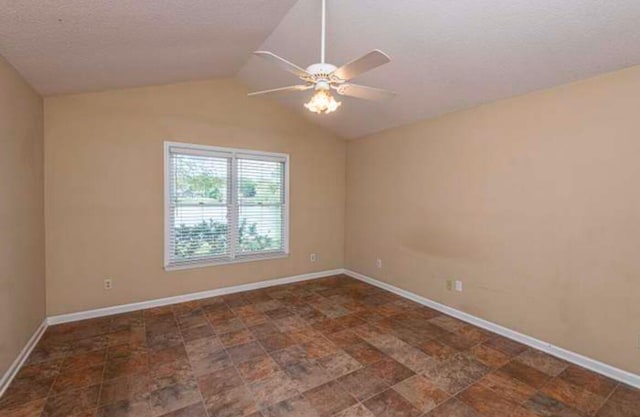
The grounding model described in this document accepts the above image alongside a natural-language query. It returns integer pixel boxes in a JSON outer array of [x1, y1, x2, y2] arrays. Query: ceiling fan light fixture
[[304, 90, 341, 114], [248, 0, 394, 111]]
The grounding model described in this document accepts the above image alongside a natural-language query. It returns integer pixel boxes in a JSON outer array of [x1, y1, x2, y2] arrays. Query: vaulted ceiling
[[2, 0, 640, 138]]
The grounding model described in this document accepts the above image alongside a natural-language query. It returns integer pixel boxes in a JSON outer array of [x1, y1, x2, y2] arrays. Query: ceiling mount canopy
[[247, 0, 396, 114]]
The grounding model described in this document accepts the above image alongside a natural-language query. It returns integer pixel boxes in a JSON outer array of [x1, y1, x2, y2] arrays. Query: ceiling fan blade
[[336, 83, 396, 101], [333, 50, 391, 81], [253, 51, 310, 78], [248, 85, 312, 97]]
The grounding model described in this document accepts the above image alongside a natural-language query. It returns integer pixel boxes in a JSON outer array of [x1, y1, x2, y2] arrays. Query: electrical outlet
[[310, 253, 318, 263], [104, 279, 113, 290], [376, 258, 383, 269], [455, 280, 463, 292], [446, 280, 453, 291]]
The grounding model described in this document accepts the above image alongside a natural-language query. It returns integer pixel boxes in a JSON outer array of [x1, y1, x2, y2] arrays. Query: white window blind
[[165, 143, 289, 269]]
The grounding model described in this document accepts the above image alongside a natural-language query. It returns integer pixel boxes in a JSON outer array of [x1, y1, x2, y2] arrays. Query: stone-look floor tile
[[204, 385, 257, 417], [482, 336, 528, 357], [97, 399, 151, 417], [270, 345, 309, 367], [498, 360, 551, 389], [540, 378, 606, 415], [25, 344, 72, 365], [438, 332, 481, 351], [606, 385, 640, 411], [197, 366, 244, 397], [393, 375, 449, 413], [284, 359, 332, 392], [261, 395, 320, 417], [148, 383, 200, 417], [149, 359, 197, 392], [523, 392, 586, 417], [325, 330, 363, 348], [249, 322, 281, 340], [596, 400, 639, 417], [422, 353, 490, 395], [209, 317, 245, 335], [478, 371, 537, 403], [466, 344, 510, 369], [317, 350, 362, 378], [189, 349, 232, 377], [515, 350, 569, 377], [179, 324, 214, 342], [425, 398, 486, 417], [0, 398, 46, 417], [51, 363, 105, 394], [455, 327, 492, 345], [428, 316, 468, 333], [273, 316, 309, 332], [184, 336, 224, 360], [158, 402, 208, 417], [334, 404, 376, 417], [219, 329, 255, 347], [387, 344, 435, 374], [344, 342, 388, 366], [559, 365, 619, 397], [247, 371, 300, 409], [369, 357, 415, 386], [363, 389, 422, 417], [147, 332, 183, 352], [104, 351, 150, 381], [418, 340, 458, 361], [227, 341, 265, 364], [303, 381, 357, 417], [149, 346, 189, 369], [5, 276, 640, 417], [41, 384, 101, 417], [264, 307, 295, 320], [337, 365, 390, 401], [300, 338, 339, 359], [72, 335, 111, 355], [109, 328, 147, 347], [237, 355, 281, 382], [100, 374, 152, 406], [259, 332, 297, 352], [458, 384, 538, 417], [0, 375, 56, 410], [62, 349, 107, 372]]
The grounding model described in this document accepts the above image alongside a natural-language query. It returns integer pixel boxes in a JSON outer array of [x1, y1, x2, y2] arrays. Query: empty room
[[1, 1, 639, 416]]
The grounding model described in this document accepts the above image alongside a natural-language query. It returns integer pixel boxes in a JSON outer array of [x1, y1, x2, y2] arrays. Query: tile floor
[[0, 275, 638, 417]]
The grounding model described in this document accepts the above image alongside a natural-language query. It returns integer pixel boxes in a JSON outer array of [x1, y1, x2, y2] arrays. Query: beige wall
[[0, 56, 45, 375], [44, 78, 346, 315], [346, 65, 640, 374]]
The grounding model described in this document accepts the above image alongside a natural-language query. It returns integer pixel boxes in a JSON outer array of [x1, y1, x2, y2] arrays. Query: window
[[164, 142, 289, 270]]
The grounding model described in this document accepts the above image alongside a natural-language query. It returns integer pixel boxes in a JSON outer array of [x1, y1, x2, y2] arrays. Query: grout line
[[592, 382, 621, 416], [172, 305, 212, 417]]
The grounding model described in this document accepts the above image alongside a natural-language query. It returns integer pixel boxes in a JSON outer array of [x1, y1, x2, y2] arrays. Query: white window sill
[[165, 252, 289, 271]]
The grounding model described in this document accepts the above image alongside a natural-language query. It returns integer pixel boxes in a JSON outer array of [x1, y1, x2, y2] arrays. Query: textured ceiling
[[0, 0, 297, 95], [239, 0, 640, 138], [2, 1, 640, 138]]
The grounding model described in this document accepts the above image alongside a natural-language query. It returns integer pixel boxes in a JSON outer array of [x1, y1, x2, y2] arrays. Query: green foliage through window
[[173, 219, 277, 260]]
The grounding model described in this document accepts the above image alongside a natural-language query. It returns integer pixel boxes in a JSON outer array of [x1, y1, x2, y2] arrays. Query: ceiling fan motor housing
[[306, 63, 340, 81]]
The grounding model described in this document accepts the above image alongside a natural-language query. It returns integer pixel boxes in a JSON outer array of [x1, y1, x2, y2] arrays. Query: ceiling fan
[[248, 0, 395, 114]]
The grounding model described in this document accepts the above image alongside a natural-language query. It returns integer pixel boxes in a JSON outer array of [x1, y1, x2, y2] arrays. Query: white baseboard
[[48, 269, 345, 325], [0, 318, 48, 397], [344, 269, 640, 389], [7, 268, 637, 399]]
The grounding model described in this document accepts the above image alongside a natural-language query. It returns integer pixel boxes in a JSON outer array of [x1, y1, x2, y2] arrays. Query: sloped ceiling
[[239, 0, 640, 138], [2, 0, 640, 138], [0, 0, 298, 94]]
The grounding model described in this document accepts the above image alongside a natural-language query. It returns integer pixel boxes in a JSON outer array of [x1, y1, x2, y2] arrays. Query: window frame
[[164, 141, 290, 271]]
